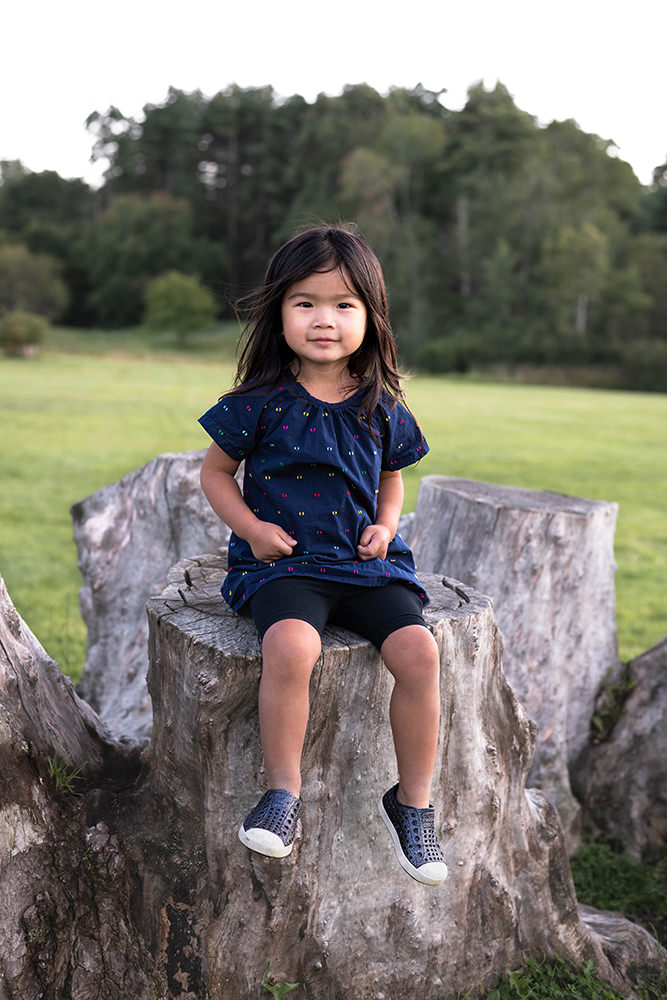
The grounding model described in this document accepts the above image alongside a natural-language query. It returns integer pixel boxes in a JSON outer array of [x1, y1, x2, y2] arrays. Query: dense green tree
[[0, 168, 93, 234], [541, 223, 609, 344], [132, 88, 207, 198], [0, 160, 29, 184], [632, 231, 667, 333], [0, 244, 68, 319], [339, 148, 403, 255], [435, 83, 538, 315], [377, 111, 446, 351], [425, 86, 649, 367], [444, 81, 536, 181], [337, 89, 448, 355], [280, 84, 388, 233], [462, 239, 528, 361], [198, 85, 292, 288], [39, 80, 661, 386], [645, 157, 667, 233], [0, 165, 95, 324], [86, 105, 147, 194], [83, 194, 211, 327], [606, 231, 667, 349]]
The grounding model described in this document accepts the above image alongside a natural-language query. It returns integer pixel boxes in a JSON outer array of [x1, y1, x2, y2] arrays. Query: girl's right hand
[[246, 521, 298, 563]]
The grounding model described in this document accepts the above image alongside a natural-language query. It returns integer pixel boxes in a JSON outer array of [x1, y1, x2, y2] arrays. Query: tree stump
[[573, 636, 667, 861], [408, 476, 621, 848], [71, 451, 228, 743], [0, 574, 150, 999], [138, 554, 651, 998]]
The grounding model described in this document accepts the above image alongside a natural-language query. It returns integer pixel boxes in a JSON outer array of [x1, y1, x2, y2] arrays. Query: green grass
[[571, 841, 667, 944], [44, 320, 242, 359], [483, 956, 660, 1000], [0, 328, 665, 680]]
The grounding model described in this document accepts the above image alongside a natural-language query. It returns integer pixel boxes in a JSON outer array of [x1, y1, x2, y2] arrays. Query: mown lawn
[[406, 376, 666, 665], [0, 333, 665, 679]]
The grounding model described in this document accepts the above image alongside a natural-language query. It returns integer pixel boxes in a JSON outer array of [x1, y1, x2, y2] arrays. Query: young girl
[[199, 226, 447, 885]]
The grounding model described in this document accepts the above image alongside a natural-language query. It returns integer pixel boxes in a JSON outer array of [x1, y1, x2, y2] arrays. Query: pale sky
[[2, 0, 665, 187]]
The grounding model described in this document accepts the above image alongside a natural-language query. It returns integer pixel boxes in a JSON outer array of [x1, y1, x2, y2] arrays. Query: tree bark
[[0, 574, 150, 999], [408, 476, 621, 849], [71, 450, 229, 744], [141, 556, 622, 999], [2, 548, 662, 999], [573, 636, 667, 861]]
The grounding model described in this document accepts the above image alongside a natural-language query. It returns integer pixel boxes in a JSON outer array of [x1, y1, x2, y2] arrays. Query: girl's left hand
[[357, 523, 392, 561]]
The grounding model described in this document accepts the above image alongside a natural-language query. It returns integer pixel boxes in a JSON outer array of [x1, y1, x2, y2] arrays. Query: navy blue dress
[[199, 370, 429, 611]]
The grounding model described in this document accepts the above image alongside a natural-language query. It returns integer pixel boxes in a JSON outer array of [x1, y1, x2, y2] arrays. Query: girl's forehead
[[284, 267, 360, 298]]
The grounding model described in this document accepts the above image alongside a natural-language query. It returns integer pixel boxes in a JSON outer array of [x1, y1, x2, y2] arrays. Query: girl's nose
[[314, 307, 334, 327]]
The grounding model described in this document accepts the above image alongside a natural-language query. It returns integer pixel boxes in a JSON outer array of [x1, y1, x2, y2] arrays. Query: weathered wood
[[136, 554, 646, 999], [573, 636, 667, 860], [580, 904, 667, 990], [71, 450, 228, 743], [408, 476, 622, 848], [0, 575, 137, 780], [0, 574, 150, 999], [0, 555, 664, 998]]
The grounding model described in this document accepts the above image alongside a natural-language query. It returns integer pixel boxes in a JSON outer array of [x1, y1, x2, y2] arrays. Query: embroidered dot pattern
[[198, 371, 429, 612]]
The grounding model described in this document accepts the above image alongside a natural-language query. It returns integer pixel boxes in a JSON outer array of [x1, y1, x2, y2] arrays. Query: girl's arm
[[357, 469, 404, 561], [200, 443, 297, 563]]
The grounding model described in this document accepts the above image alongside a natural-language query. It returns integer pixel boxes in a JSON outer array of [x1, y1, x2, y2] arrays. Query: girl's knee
[[382, 623, 437, 656], [262, 618, 322, 679], [381, 625, 439, 680]]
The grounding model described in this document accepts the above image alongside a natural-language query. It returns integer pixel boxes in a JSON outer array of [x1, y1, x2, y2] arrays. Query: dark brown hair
[[227, 225, 406, 425]]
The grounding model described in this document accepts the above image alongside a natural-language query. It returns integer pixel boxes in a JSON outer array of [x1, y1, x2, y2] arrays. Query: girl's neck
[[290, 361, 361, 404]]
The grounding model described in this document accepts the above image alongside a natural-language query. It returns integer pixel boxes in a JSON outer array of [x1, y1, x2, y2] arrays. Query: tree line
[[1, 81, 666, 387]]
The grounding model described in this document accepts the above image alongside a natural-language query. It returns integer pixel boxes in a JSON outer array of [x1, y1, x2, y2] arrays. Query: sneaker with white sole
[[379, 783, 448, 885], [239, 788, 302, 858]]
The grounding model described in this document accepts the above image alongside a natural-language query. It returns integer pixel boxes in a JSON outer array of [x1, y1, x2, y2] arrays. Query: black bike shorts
[[247, 577, 427, 651]]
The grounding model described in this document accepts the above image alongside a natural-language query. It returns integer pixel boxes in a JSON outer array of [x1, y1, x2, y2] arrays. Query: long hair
[[228, 225, 406, 424]]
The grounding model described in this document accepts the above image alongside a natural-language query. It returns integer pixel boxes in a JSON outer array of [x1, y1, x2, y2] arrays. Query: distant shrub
[[416, 332, 486, 373], [143, 270, 217, 345], [0, 310, 48, 356], [615, 338, 667, 391]]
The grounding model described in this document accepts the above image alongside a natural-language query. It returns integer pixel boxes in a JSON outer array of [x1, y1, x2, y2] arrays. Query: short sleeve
[[198, 391, 269, 461], [379, 400, 429, 471]]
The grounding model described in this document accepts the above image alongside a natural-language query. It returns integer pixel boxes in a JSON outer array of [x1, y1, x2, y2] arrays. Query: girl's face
[[281, 268, 367, 376]]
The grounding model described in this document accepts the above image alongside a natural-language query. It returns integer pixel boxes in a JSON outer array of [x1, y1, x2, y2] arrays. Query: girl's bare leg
[[258, 618, 322, 797], [380, 625, 441, 808]]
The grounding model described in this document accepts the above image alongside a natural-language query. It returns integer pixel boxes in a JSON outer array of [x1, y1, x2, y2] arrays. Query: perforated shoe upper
[[380, 783, 447, 885], [242, 788, 302, 847]]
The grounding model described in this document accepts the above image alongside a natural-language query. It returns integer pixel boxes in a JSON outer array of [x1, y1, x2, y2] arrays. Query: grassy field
[[409, 376, 667, 665], [0, 326, 665, 680]]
